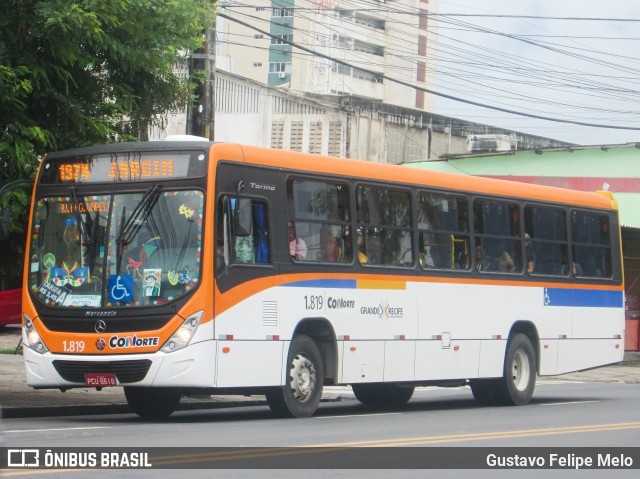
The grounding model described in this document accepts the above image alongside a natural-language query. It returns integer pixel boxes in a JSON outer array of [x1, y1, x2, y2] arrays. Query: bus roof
[[230, 144, 615, 211], [42, 141, 615, 211]]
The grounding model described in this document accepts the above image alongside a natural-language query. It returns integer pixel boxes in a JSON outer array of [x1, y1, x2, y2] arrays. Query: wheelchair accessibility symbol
[[109, 274, 134, 303]]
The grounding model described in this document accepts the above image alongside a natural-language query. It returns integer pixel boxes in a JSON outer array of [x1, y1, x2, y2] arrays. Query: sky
[[432, 0, 640, 145]]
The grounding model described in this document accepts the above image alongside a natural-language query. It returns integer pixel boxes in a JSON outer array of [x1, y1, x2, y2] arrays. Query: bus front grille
[[52, 360, 152, 384]]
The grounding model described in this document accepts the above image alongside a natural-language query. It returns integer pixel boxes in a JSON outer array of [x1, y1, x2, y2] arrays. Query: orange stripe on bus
[[357, 279, 406, 290]]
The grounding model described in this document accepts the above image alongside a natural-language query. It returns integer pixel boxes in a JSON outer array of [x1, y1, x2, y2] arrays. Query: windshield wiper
[[68, 186, 100, 272], [116, 185, 162, 274], [68, 186, 93, 245]]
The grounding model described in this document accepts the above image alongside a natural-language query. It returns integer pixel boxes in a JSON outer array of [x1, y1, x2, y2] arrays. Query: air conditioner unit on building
[[278, 72, 286, 78]]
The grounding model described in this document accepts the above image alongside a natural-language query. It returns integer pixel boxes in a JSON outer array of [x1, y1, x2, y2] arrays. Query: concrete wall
[[150, 69, 569, 165]]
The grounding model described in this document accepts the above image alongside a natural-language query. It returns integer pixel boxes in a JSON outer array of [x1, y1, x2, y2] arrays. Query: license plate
[[85, 373, 117, 387]]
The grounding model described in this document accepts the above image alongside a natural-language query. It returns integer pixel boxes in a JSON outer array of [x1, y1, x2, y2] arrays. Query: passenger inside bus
[[288, 221, 307, 260], [325, 237, 342, 262], [475, 244, 491, 271], [357, 233, 368, 264], [496, 243, 516, 273], [525, 233, 536, 273]]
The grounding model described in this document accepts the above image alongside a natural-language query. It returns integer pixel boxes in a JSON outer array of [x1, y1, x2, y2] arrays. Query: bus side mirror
[[235, 198, 253, 237]]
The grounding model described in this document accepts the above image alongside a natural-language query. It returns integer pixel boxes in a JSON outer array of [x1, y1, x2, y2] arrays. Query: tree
[[0, 0, 212, 183]]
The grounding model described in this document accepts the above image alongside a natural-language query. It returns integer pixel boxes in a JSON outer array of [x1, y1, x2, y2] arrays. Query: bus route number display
[[42, 152, 206, 184]]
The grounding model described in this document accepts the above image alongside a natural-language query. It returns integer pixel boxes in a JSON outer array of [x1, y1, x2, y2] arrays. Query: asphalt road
[[2, 381, 640, 478]]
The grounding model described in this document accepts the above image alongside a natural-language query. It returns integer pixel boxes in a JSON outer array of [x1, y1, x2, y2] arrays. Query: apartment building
[[217, 0, 438, 111]]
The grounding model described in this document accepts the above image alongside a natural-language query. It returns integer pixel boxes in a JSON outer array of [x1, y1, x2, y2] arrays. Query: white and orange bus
[[21, 141, 624, 418]]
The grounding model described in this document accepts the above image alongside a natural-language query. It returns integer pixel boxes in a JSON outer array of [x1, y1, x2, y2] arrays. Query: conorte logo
[[8, 449, 40, 467]]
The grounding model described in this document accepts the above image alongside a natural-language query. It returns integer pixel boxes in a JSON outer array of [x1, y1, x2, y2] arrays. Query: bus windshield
[[28, 189, 204, 308]]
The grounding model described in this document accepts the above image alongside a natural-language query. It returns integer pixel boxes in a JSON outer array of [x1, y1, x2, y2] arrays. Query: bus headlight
[[161, 311, 203, 353], [23, 314, 49, 354]]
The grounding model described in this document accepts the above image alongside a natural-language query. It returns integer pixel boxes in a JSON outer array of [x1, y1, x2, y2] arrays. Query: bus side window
[[216, 197, 270, 273], [524, 205, 567, 276], [418, 192, 470, 271]]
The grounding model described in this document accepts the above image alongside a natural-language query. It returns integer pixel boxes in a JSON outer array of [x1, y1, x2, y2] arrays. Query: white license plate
[[84, 373, 117, 387]]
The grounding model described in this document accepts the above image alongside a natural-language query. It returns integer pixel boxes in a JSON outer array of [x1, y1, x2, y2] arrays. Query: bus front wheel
[[266, 335, 324, 418], [124, 386, 182, 419]]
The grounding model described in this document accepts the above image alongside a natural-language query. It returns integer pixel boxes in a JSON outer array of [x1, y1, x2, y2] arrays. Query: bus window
[[287, 179, 351, 263], [356, 186, 413, 267], [524, 205, 568, 276], [473, 199, 522, 273], [571, 210, 611, 278], [216, 196, 270, 271], [417, 192, 470, 270]]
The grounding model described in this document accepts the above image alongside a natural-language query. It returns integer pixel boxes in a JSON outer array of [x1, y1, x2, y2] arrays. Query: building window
[[271, 34, 293, 44], [415, 90, 425, 109], [290, 121, 303, 152], [416, 61, 426, 82], [254, 34, 264, 39], [353, 68, 382, 83], [273, 8, 293, 17], [309, 121, 322, 155], [271, 121, 284, 149], [419, 10, 428, 30], [269, 62, 290, 73], [253, 62, 262, 67], [418, 35, 427, 56], [328, 121, 342, 157]]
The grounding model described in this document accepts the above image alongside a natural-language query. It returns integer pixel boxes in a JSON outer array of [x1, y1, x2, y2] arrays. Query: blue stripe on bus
[[544, 288, 623, 308], [283, 279, 357, 289]]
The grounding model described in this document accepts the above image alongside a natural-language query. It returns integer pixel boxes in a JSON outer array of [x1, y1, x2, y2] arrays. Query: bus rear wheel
[[473, 333, 536, 406], [266, 334, 324, 418], [352, 383, 415, 406], [124, 386, 182, 419]]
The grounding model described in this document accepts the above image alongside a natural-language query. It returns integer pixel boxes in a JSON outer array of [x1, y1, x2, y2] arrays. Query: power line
[[216, 11, 640, 131]]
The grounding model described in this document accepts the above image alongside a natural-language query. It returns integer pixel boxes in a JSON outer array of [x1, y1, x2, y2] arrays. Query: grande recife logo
[[360, 302, 403, 319]]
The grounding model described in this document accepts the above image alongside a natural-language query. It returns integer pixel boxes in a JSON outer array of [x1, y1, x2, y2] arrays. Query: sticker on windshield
[[42, 253, 56, 270], [38, 281, 71, 305], [178, 268, 191, 284], [179, 204, 195, 219], [109, 274, 134, 303], [63, 295, 102, 307], [50, 261, 89, 287], [142, 269, 161, 297], [167, 271, 179, 286]]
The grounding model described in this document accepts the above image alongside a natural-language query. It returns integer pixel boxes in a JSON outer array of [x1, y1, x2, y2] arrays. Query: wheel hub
[[511, 349, 531, 391], [289, 353, 316, 402]]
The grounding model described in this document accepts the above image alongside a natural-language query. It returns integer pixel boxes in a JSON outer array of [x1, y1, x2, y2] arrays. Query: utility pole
[[187, 4, 216, 140]]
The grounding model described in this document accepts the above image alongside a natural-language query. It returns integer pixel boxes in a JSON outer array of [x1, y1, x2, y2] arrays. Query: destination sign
[[40, 151, 207, 184]]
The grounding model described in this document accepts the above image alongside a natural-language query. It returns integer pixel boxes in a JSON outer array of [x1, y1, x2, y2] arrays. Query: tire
[[352, 383, 415, 406], [469, 378, 499, 406], [266, 335, 324, 418], [124, 387, 182, 419], [495, 333, 537, 405]]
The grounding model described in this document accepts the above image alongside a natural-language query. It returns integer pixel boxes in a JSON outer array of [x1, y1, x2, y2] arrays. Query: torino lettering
[[109, 335, 159, 349]]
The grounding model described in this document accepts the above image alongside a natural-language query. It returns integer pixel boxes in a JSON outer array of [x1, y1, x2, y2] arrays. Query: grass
[[0, 347, 21, 354]]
